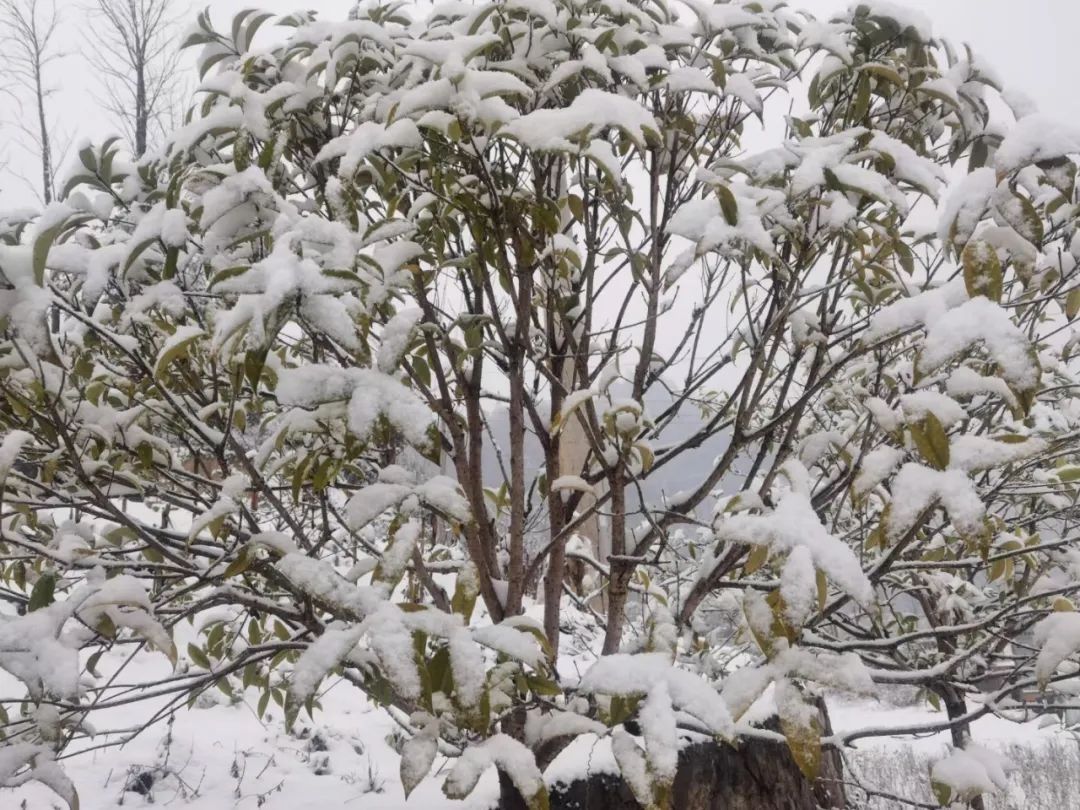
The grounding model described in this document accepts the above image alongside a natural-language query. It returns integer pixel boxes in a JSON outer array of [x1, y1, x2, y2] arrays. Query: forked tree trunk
[[497, 700, 844, 810]]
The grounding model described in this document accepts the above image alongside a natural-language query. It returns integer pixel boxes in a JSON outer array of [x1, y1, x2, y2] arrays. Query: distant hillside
[[480, 383, 752, 528]]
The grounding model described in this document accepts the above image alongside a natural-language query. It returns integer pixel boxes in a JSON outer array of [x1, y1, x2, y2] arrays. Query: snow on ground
[[2, 640, 501, 810], [7, 636, 1072, 810], [830, 696, 1064, 755]]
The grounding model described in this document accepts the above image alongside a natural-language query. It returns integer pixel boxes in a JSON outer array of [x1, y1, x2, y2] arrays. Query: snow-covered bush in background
[[2, 0, 1080, 807]]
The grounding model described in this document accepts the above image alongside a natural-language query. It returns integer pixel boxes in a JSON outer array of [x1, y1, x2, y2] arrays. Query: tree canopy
[[2, 1, 1080, 808]]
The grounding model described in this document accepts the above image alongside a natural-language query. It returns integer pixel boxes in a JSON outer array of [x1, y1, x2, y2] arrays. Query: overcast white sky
[[1, 0, 1077, 208]]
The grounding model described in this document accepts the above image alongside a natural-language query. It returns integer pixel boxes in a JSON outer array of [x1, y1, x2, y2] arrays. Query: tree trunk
[[34, 56, 58, 333], [135, 58, 147, 157], [497, 700, 844, 810], [941, 686, 985, 810], [35, 70, 51, 204], [600, 469, 628, 655]]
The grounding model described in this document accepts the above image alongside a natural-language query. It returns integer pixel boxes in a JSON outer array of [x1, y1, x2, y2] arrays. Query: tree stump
[[498, 703, 845, 810]]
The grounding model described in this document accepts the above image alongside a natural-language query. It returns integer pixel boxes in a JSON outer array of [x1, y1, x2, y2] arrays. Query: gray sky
[[1, 0, 1077, 209]]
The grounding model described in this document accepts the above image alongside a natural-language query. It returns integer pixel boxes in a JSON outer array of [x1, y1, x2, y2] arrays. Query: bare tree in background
[[0, 0, 63, 204], [86, 0, 183, 157]]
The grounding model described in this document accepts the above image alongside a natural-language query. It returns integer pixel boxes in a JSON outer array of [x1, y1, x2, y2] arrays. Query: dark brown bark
[[543, 442, 567, 654], [601, 468, 628, 655], [505, 349, 526, 616], [941, 687, 985, 810], [543, 734, 844, 810], [501, 737, 845, 810], [497, 701, 844, 810]]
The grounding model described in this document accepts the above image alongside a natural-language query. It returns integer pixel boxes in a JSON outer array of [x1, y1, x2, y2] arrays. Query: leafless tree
[[0, 0, 63, 204], [85, 0, 183, 157]]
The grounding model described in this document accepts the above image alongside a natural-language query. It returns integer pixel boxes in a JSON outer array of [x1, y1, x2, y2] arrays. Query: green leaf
[[411, 354, 431, 388], [779, 696, 823, 779], [1055, 466, 1080, 483], [861, 62, 904, 87], [527, 786, 550, 810], [257, 690, 271, 718], [222, 545, 254, 579], [717, 185, 738, 226], [451, 567, 479, 622], [154, 327, 204, 381], [188, 643, 212, 670], [32, 214, 71, 286], [992, 433, 1029, 444], [209, 265, 251, 289], [931, 780, 953, 806], [1066, 288, 1080, 321], [910, 413, 950, 470], [525, 674, 562, 697], [62, 174, 101, 198], [28, 572, 56, 611], [122, 235, 163, 275], [961, 240, 1003, 302], [968, 138, 989, 172], [852, 73, 871, 121], [567, 194, 585, 222], [914, 84, 958, 108], [999, 191, 1044, 245], [743, 544, 769, 574]]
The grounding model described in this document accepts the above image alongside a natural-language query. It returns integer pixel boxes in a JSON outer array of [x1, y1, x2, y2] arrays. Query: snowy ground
[[6, 634, 1077, 810]]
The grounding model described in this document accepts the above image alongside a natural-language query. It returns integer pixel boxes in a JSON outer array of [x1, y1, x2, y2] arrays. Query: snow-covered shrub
[[2, 1, 1080, 808]]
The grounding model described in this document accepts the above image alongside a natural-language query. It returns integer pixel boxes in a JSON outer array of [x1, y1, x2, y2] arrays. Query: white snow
[[377, 307, 423, 373], [277, 365, 433, 446], [938, 167, 997, 246], [444, 735, 544, 803], [713, 463, 873, 607], [472, 624, 545, 668], [779, 546, 817, 629], [899, 390, 966, 428], [918, 296, 1040, 393], [850, 0, 933, 41], [863, 279, 969, 344], [995, 115, 1080, 173], [947, 435, 1046, 473], [852, 446, 906, 495], [886, 463, 985, 539], [501, 89, 658, 152], [0, 430, 32, 484], [1033, 612, 1080, 687], [578, 652, 735, 739], [931, 743, 1013, 800]]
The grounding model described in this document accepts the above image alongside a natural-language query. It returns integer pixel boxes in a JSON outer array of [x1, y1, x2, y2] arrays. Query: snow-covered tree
[[2, 2, 1080, 808], [85, 0, 185, 158], [0, 0, 65, 204]]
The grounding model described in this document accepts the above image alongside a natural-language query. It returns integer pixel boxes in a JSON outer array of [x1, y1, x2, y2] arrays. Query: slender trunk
[[542, 351, 569, 653], [135, 56, 147, 156], [542, 429, 565, 653], [35, 66, 51, 204], [504, 215, 534, 616], [603, 146, 662, 651], [505, 353, 526, 615], [34, 57, 60, 334], [601, 468, 627, 655]]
